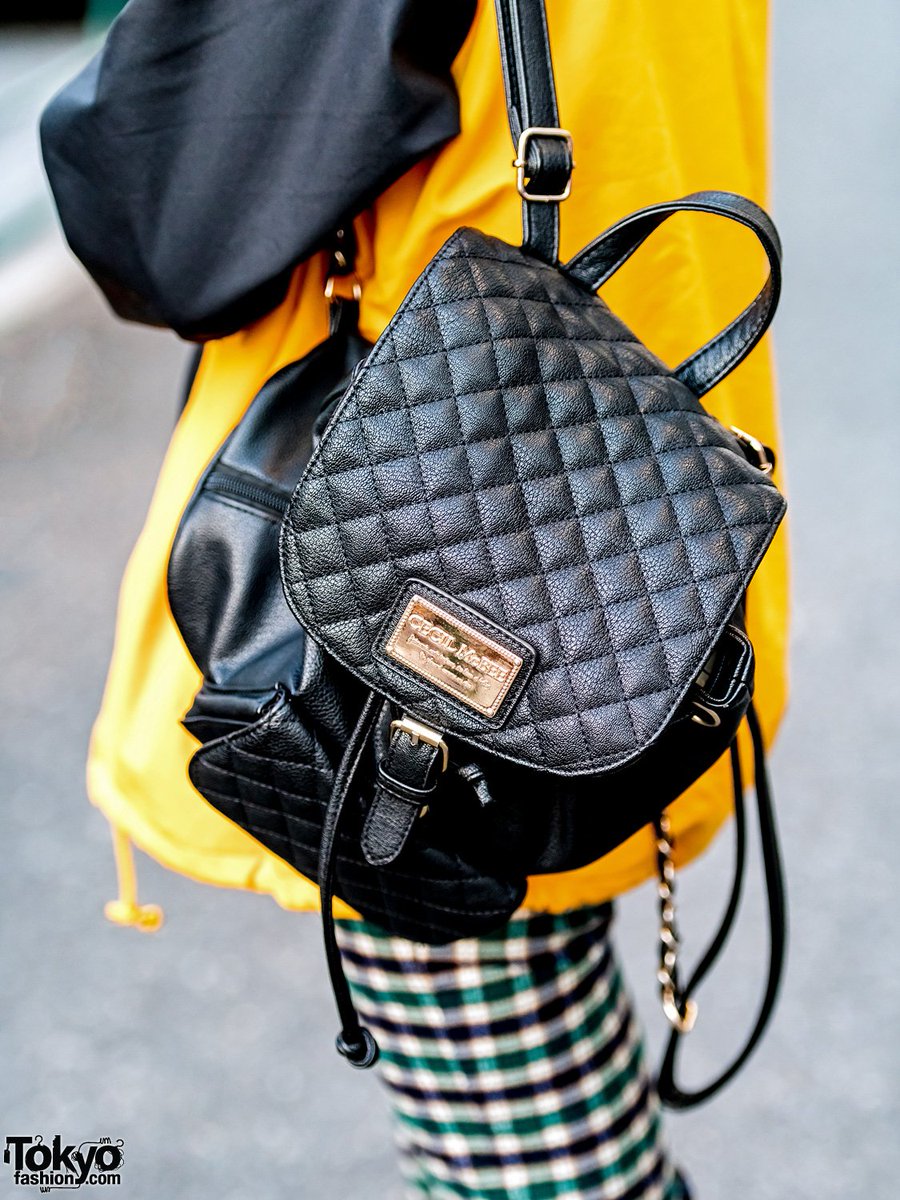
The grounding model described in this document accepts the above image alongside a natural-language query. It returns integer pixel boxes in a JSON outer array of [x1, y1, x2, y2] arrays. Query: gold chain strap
[[654, 812, 697, 1034]]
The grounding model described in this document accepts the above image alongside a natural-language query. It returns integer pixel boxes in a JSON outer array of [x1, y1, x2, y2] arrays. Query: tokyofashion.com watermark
[[4, 1135, 124, 1191]]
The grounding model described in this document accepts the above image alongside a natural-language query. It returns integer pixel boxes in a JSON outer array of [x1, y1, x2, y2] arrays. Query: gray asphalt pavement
[[2, 3, 898, 1198]]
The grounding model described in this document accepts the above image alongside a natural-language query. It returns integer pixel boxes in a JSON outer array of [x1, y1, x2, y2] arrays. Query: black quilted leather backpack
[[168, 0, 787, 1108]]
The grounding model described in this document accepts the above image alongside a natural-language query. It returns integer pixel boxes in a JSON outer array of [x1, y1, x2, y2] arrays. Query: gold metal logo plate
[[384, 594, 524, 718]]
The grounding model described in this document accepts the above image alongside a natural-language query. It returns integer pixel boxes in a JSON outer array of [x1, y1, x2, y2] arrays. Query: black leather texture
[[281, 224, 786, 777], [189, 673, 526, 945], [166, 0, 787, 1092], [494, 0, 572, 261], [167, 307, 371, 743], [167, 307, 529, 942], [563, 191, 782, 399], [362, 731, 443, 867]]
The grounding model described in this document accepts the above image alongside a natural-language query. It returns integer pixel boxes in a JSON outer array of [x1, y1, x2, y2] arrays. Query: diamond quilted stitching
[[521, 473, 574, 525], [511, 427, 564, 480], [191, 705, 523, 940], [449, 338, 501, 395], [532, 518, 588, 574], [455, 390, 508, 443], [281, 227, 785, 775]]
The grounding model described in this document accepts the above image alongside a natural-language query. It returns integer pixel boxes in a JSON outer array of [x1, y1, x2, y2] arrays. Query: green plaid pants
[[336, 906, 690, 1199]]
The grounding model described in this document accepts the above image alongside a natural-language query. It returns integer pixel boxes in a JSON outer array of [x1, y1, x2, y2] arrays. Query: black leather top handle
[[564, 191, 783, 398], [493, 0, 572, 263]]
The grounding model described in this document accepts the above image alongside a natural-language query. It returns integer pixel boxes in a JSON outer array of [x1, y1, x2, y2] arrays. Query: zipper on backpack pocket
[[204, 468, 291, 518]]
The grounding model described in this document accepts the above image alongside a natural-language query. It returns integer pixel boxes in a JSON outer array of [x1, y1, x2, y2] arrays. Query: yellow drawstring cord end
[[104, 824, 164, 933]]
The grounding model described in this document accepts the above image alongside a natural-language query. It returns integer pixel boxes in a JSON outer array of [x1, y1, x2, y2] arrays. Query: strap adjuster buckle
[[389, 717, 449, 773], [513, 126, 574, 203]]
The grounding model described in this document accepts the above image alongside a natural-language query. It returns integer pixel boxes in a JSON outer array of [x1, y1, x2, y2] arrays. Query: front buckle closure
[[730, 425, 775, 475], [513, 126, 574, 202], [389, 717, 449, 773]]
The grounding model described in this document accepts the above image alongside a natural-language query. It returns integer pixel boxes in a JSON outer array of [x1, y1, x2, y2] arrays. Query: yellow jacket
[[89, 0, 788, 926]]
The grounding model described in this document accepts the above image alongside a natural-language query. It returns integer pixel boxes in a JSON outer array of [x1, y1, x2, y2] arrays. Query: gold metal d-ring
[[730, 425, 774, 475], [324, 275, 362, 302]]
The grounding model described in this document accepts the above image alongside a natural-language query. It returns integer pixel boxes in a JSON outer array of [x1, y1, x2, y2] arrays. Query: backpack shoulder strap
[[657, 703, 788, 1108], [563, 191, 783, 397], [493, 0, 573, 264]]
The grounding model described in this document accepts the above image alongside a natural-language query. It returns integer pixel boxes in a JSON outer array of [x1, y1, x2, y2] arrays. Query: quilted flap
[[280, 228, 785, 776]]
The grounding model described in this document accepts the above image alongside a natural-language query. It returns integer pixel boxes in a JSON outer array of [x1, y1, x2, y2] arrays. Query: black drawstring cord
[[319, 692, 786, 1089], [657, 701, 788, 1108], [318, 689, 382, 1069]]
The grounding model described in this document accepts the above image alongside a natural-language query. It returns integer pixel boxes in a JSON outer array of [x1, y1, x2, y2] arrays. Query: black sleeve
[[40, 0, 476, 339]]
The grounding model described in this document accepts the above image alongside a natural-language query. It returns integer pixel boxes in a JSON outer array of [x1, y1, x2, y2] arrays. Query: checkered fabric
[[336, 906, 691, 1199]]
